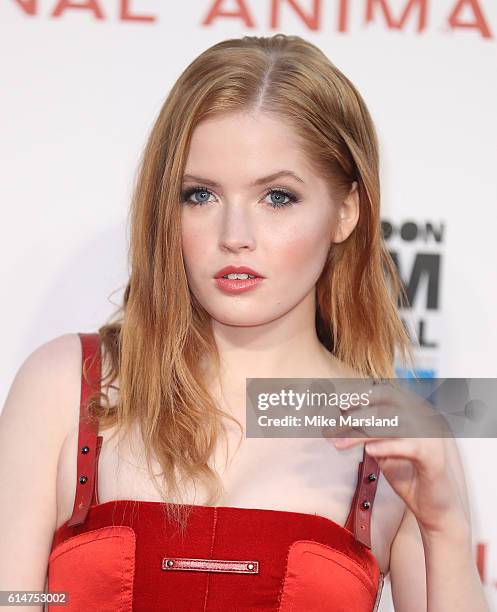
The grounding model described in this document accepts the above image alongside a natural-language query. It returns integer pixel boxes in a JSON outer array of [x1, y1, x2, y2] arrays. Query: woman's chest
[[56, 422, 404, 574]]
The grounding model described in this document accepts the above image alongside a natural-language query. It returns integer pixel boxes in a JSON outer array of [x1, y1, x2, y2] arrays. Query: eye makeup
[[180, 185, 301, 210]]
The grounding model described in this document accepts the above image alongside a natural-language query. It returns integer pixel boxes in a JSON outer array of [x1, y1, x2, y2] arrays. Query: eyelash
[[180, 185, 301, 210]]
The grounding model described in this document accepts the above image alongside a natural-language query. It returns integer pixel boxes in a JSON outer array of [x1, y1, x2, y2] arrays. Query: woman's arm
[[0, 334, 80, 611], [389, 503, 489, 612], [330, 383, 490, 611], [388, 506, 427, 612], [369, 415, 489, 611], [418, 514, 489, 612]]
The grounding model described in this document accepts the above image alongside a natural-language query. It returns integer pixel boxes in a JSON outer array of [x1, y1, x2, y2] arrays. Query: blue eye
[[264, 188, 300, 209], [180, 186, 300, 210], [181, 187, 214, 206]]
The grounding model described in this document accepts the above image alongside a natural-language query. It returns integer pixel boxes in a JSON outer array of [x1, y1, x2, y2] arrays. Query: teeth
[[223, 273, 256, 280]]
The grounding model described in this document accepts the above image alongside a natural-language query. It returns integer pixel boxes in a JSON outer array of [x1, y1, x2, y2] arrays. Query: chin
[[206, 306, 272, 327], [213, 314, 267, 327]]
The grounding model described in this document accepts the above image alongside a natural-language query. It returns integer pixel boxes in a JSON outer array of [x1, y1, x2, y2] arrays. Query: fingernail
[[365, 441, 386, 454], [333, 438, 350, 448]]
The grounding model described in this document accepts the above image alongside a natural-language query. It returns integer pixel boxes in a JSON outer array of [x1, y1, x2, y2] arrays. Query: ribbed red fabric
[[47, 333, 384, 611]]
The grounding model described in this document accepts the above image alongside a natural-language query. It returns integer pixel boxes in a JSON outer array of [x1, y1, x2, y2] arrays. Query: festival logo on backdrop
[[382, 219, 444, 378]]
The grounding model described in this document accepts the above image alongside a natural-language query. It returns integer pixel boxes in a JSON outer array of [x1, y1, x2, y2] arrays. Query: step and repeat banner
[[1, 1, 496, 609]]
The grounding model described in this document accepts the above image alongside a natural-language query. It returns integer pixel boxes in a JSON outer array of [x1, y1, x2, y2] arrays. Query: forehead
[[184, 111, 316, 182]]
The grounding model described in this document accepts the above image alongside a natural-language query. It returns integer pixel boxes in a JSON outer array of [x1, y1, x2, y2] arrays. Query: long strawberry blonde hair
[[88, 33, 414, 530]]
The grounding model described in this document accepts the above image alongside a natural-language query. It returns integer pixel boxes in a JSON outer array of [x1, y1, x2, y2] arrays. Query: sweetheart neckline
[[52, 497, 385, 597], [54, 498, 378, 564], [56, 498, 351, 535]]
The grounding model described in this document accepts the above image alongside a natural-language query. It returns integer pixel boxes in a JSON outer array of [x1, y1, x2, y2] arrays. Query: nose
[[218, 205, 256, 253]]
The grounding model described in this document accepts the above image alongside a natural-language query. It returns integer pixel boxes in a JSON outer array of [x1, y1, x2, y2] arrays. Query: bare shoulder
[[0, 333, 84, 593], [1, 332, 83, 434]]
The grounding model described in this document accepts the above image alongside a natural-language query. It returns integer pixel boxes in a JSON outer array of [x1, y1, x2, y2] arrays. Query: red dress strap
[[67, 333, 103, 527], [344, 445, 381, 549]]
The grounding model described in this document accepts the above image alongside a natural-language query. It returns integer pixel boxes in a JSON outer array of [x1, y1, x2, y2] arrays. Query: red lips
[[214, 265, 264, 279]]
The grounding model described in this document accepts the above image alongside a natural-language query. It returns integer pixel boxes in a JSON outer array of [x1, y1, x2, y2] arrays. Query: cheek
[[181, 218, 208, 270], [268, 217, 332, 274]]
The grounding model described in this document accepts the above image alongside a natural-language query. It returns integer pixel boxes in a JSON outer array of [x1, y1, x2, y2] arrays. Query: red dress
[[47, 333, 385, 611]]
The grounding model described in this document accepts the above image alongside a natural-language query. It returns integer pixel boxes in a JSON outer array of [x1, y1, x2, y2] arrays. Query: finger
[[325, 435, 398, 449], [365, 438, 436, 470], [322, 401, 404, 440]]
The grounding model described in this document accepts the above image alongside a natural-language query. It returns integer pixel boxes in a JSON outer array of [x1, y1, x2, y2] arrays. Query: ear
[[330, 181, 360, 244]]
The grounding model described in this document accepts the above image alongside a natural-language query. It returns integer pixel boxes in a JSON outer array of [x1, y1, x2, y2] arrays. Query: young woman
[[0, 34, 489, 611]]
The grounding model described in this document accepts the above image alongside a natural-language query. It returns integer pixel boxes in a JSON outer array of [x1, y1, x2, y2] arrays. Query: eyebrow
[[182, 170, 305, 188]]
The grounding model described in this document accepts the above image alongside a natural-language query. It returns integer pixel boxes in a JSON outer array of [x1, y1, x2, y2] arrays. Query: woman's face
[[180, 111, 358, 327]]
